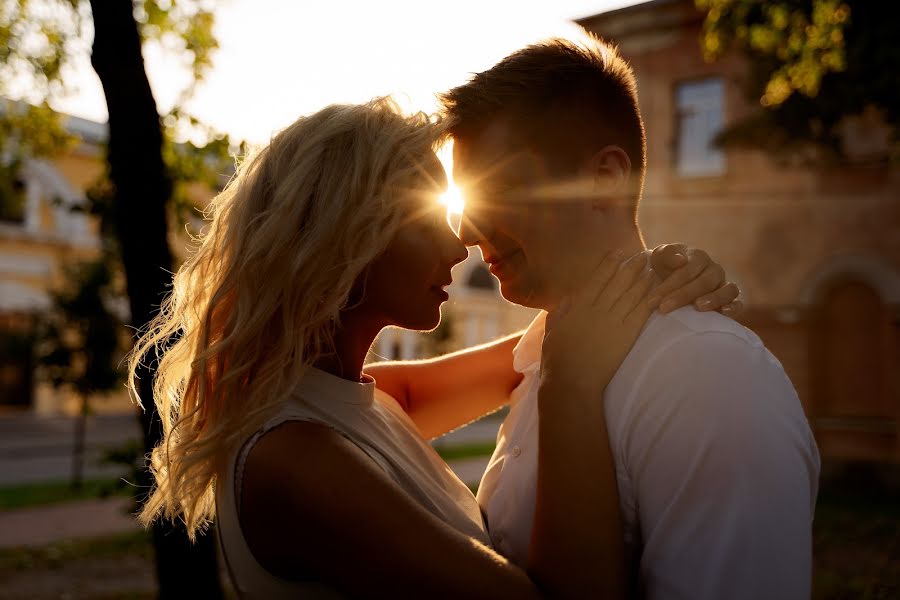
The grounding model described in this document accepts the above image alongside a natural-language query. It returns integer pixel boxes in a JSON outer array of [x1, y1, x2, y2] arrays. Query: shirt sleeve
[[623, 331, 820, 600]]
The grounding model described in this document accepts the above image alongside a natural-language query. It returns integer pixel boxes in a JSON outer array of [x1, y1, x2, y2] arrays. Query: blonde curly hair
[[128, 97, 449, 539]]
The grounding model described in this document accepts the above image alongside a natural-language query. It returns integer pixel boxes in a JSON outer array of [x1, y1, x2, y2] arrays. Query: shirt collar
[[512, 311, 547, 374]]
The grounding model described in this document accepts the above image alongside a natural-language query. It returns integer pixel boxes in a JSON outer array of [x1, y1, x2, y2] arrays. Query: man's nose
[[457, 211, 488, 247]]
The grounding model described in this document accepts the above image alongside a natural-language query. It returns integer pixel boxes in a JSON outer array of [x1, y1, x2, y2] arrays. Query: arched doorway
[[811, 278, 898, 461]]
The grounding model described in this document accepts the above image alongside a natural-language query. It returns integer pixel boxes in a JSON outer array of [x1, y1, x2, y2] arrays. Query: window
[[0, 173, 26, 223], [675, 78, 725, 177]]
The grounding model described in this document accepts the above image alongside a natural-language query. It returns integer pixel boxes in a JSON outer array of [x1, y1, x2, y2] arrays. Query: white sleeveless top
[[215, 366, 490, 598]]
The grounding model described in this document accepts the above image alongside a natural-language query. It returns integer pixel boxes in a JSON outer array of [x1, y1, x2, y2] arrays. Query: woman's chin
[[398, 310, 442, 333]]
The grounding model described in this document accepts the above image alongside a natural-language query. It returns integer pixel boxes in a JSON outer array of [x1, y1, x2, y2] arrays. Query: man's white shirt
[[477, 307, 821, 599]]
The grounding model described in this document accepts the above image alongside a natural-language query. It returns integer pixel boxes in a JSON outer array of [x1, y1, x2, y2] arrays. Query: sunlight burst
[[437, 140, 465, 216], [439, 184, 465, 215]]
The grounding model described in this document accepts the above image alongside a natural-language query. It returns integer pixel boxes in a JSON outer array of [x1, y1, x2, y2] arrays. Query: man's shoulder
[[606, 307, 809, 455], [609, 306, 787, 401], [613, 307, 764, 380], [639, 305, 762, 351]]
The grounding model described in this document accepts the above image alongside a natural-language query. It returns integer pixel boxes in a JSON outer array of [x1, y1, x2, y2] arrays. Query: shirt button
[[511, 446, 522, 458]]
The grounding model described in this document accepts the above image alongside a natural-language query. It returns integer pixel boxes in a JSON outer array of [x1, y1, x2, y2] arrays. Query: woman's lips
[[431, 286, 450, 301]]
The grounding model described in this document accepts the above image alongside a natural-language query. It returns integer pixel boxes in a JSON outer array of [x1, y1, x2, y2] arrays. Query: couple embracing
[[130, 35, 819, 599]]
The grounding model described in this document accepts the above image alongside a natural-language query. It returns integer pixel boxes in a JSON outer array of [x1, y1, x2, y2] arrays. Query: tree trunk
[[71, 392, 87, 490], [88, 1, 223, 597]]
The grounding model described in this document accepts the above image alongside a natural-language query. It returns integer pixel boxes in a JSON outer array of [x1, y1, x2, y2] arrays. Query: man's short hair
[[440, 35, 647, 202]]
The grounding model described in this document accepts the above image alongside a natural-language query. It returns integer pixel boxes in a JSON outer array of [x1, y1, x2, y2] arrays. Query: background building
[[577, 0, 899, 462], [0, 116, 108, 413], [0, 114, 218, 414]]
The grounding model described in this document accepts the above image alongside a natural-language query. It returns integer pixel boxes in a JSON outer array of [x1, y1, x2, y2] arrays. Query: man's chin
[[498, 280, 546, 310]]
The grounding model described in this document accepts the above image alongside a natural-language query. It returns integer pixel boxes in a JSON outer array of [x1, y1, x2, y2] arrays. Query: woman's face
[[361, 155, 468, 331]]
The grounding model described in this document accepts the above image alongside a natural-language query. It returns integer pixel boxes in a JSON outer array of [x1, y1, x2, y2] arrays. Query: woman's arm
[[369, 243, 741, 440], [239, 259, 650, 598], [365, 332, 523, 439], [241, 420, 541, 598], [529, 251, 655, 598]]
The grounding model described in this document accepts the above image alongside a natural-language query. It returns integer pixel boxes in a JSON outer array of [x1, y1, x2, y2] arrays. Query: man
[[438, 36, 821, 598]]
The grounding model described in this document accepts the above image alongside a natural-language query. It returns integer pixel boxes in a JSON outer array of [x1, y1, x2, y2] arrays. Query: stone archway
[[810, 277, 899, 461]]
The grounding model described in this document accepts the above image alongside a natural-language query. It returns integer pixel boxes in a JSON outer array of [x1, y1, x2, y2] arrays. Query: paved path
[[0, 412, 140, 486], [0, 411, 501, 548], [0, 454, 490, 550], [0, 409, 502, 487], [0, 497, 140, 549]]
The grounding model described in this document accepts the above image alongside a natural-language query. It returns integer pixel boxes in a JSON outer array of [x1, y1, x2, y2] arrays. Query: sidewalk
[[0, 411, 498, 549], [0, 497, 140, 549], [0, 455, 489, 550]]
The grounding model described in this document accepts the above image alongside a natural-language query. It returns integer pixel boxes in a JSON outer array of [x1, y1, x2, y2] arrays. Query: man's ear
[[586, 145, 631, 198]]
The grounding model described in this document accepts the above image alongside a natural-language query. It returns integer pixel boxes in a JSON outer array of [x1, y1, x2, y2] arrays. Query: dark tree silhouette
[[88, 1, 223, 596]]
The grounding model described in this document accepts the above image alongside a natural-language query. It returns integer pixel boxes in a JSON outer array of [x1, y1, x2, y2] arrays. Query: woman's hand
[[648, 243, 742, 316], [541, 249, 655, 401], [529, 249, 652, 599]]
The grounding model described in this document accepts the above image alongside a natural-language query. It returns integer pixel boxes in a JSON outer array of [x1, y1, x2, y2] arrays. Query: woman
[[129, 98, 739, 598]]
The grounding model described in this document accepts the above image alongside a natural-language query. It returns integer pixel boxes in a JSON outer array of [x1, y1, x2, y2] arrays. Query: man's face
[[454, 119, 597, 310]]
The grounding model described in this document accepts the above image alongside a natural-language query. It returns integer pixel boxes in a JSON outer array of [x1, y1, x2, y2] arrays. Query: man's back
[[478, 307, 820, 599]]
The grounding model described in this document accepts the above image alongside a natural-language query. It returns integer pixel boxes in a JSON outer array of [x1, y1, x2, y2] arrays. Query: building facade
[[577, 0, 899, 462], [0, 116, 110, 413], [0, 115, 216, 414]]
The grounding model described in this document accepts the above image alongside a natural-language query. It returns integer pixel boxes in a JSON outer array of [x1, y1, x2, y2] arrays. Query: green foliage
[[0, 0, 217, 105], [0, 100, 75, 160], [0, 0, 229, 164], [698, 0, 900, 163], [698, 0, 850, 106], [134, 0, 219, 100], [0, 0, 241, 234], [162, 110, 244, 226], [35, 252, 127, 398], [0, 158, 25, 221], [0, 530, 153, 573], [0, 100, 76, 220], [0, 477, 128, 511]]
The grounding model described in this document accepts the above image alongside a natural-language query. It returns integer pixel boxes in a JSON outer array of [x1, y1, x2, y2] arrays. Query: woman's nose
[[446, 231, 468, 267]]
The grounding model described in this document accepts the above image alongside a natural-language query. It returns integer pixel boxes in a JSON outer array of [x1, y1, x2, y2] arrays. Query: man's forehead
[[452, 117, 528, 182]]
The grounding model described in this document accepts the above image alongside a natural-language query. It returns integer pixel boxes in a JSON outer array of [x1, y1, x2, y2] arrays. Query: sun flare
[[437, 140, 465, 216], [439, 184, 465, 216]]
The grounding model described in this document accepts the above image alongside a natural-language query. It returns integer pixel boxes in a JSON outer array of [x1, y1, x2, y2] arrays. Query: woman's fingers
[[624, 288, 656, 330], [649, 243, 689, 278], [720, 299, 743, 317], [595, 252, 648, 312], [610, 269, 655, 321], [581, 249, 624, 303], [548, 250, 622, 332], [646, 249, 710, 303], [655, 262, 726, 313], [693, 281, 741, 312]]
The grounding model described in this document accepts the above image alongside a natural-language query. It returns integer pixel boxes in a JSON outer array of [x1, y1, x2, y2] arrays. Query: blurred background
[[0, 0, 897, 598]]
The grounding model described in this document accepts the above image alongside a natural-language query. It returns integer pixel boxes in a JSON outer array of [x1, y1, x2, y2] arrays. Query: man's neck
[[563, 229, 646, 299]]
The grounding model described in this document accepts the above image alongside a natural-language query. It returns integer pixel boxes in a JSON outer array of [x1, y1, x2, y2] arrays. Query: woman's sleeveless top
[[215, 366, 490, 598]]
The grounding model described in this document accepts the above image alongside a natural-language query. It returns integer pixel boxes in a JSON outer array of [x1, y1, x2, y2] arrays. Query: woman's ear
[[586, 145, 632, 203]]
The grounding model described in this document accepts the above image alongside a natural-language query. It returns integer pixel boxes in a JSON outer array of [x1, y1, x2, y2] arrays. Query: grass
[[812, 463, 900, 599], [433, 441, 496, 462], [0, 530, 153, 572], [0, 478, 132, 511], [2, 455, 896, 599]]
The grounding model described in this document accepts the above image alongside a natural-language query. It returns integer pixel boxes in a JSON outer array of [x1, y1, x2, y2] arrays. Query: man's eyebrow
[[458, 151, 521, 188]]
